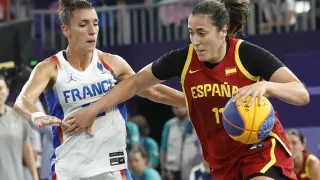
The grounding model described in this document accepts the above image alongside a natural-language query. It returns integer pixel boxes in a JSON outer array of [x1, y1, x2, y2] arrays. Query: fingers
[[36, 116, 62, 128], [86, 127, 94, 137], [59, 121, 71, 129], [64, 123, 78, 134], [247, 91, 258, 107], [65, 118, 76, 126], [258, 93, 264, 106], [67, 127, 82, 136]]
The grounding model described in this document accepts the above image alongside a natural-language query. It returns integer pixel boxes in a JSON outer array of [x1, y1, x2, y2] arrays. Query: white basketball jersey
[[44, 49, 128, 179]]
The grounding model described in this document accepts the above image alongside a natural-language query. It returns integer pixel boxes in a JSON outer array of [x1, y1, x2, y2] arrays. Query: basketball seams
[[247, 98, 257, 144], [222, 114, 273, 133], [234, 100, 247, 131]]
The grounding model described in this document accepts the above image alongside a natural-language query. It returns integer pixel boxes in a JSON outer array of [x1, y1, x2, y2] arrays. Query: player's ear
[[221, 25, 228, 39], [62, 25, 71, 38]]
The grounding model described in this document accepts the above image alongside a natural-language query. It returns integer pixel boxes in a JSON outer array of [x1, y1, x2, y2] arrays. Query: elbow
[[13, 101, 21, 112], [13, 97, 25, 115], [299, 90, 310, 106], [297, 84, 310, 106]]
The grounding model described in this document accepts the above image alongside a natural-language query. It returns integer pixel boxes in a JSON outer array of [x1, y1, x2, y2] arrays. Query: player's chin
[[198, 56, 209, 62], [85, 45, 96, 52]]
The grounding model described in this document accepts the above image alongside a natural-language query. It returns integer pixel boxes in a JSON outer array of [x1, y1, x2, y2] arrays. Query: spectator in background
[[189, 144, 212, 180], [156, 0, 192, 41], [130, 115, 159, 168], [286, 129, 320, 180], [160, 106, 200, 180], [0, 75, 38, 180], [126, 120, 140, 151], [24, 120, 42, 180], [129, 146, 161, 180], [259, 0, 297, 33]]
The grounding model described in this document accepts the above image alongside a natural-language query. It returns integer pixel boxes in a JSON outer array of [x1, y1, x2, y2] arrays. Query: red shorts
[[210, 135, 297, 180]]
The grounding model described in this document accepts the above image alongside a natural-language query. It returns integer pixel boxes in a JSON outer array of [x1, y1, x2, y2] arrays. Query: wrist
[[31, 112, 47, 123], [88, 103, 100, 116], [265, 81, 274, 95]]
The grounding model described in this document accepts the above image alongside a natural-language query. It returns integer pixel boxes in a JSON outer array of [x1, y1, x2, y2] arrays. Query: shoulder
[[126, 121, 137, 128], [238, 40, 269, 55], [31, 56, 59, 79], [98, 50, 134, 78], [307, 154, 320, 168], [38, 57, 59, 71], [99, 51, 128, 67], [145, 137, 158, 146], [144, 167, 161, 178], [167, 117, 178, 126]]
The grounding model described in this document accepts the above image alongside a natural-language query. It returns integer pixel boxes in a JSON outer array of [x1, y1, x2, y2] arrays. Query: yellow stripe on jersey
[[260, 138, 277, 173], [235, 40, 260, 82], [180, 44, 194, 116], [269, 132, 293, 156], [304, 154, 314, 178], [181, 44, 194, 85]]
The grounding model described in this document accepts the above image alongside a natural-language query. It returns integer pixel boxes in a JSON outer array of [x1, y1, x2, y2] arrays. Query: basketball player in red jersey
[[64, 0, 310, 179], [287, 130, 320, 180]]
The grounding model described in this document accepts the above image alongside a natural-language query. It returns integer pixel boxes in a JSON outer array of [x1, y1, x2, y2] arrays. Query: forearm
[[23, 142, 38, 178], [14, 96, 39, 120], [267, 81, 309, 106], [139, 84, 186, 107], [91, 75, 139, 115]]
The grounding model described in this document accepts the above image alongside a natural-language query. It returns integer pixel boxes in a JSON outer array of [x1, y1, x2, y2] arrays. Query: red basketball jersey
[[297, 153, 313, 180], [181, 36, 293, 170]]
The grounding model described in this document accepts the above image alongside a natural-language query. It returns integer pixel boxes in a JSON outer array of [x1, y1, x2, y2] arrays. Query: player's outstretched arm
[[103, 54, 185, 107], [14, 59, 67, 128], [266, 67, 310, 106], [93, 63, 160, 114]]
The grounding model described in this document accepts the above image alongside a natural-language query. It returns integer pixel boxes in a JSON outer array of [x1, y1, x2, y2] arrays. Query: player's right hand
[[34, 115, 70, 129]]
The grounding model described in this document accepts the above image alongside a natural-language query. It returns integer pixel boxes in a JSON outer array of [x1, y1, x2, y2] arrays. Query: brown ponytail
[[224, 0, 249, 35]]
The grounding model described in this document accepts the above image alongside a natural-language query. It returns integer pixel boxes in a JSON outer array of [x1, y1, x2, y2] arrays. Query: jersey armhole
[[97, 51, 117, 78], [305, 154, 316, 178], [235, 40, 260, 82]]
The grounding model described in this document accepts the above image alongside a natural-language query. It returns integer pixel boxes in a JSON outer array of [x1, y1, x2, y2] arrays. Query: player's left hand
[[63, 107, 96, 137], [233, 81, 269, 106]]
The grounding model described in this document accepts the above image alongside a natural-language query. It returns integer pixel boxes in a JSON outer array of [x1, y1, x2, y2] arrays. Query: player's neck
[[207, 40, 227, 64], [0, 104, 6, 116], [293, 155, 304, 171], [66, 47, 93, 71]]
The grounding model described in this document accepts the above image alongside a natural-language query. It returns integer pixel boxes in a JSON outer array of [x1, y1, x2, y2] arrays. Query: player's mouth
[[87, 40, 96, 45], [196, 49, 205, 54]]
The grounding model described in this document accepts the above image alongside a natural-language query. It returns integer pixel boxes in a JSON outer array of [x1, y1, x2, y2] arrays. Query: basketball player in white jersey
[[13, 0, 185, 179]]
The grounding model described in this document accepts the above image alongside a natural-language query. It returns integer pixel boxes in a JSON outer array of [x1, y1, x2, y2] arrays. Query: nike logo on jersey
[[68, 73, 77, 83], [189, 69, 202, 74]]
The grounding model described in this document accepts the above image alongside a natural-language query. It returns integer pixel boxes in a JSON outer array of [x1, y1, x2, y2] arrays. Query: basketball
[[222, 96, 275, 144]]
